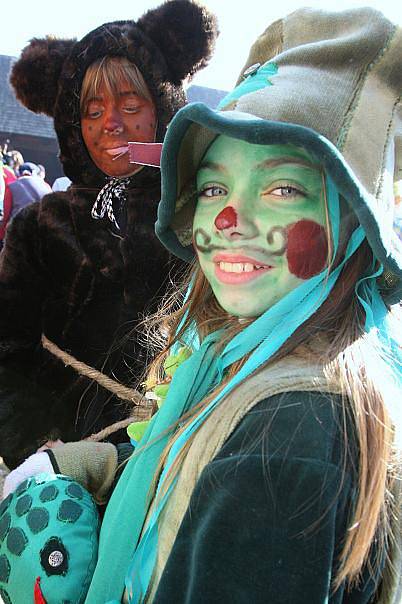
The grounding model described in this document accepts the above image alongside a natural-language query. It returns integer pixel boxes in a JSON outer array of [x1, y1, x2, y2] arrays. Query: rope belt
[[41, 335, 153, 442]]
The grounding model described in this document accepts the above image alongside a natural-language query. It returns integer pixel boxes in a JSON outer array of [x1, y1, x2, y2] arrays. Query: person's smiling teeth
[[218, 262, 266, 273]]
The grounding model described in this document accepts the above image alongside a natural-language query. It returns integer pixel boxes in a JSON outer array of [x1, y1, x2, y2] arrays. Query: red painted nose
[[214, 206, 238, 230]]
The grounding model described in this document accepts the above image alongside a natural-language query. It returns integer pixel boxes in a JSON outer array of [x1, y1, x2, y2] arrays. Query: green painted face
[[193, 136, 328, 318]]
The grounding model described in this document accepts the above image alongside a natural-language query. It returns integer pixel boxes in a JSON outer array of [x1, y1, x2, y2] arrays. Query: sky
[[1, 0, 401, 91]]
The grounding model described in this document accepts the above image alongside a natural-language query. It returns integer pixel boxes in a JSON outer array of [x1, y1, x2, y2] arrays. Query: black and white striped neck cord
[[91, 177, 130, 230]]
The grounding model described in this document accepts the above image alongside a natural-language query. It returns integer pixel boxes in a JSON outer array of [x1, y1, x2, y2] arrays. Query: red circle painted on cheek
[[214, 206, 237, 230], [286, 220, 329, 279]]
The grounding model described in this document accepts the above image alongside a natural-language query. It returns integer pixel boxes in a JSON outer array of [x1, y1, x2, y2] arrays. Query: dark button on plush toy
[[40, 537, 69, 576]]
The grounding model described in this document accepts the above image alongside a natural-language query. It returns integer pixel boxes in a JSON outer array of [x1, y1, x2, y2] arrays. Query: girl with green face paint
[[194, 136, 329, 317], [128, 8, 402, 602]]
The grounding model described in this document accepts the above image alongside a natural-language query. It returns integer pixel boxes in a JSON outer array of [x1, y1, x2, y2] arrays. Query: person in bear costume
[[0, 0, 218, 469]]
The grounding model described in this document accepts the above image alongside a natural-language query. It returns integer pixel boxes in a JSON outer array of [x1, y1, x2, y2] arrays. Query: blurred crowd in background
[[0, 140, 71, 247]]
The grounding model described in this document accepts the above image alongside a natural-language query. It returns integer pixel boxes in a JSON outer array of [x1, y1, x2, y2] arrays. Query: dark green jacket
[[153, 391, 379, 604]]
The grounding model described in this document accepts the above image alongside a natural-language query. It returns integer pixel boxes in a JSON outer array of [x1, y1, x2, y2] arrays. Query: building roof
[[187, 85, 227, 108], [0, 55, 56, 140]]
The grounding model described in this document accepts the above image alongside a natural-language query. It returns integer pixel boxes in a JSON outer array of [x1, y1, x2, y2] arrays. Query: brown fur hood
[[10, 0, 218, 187]]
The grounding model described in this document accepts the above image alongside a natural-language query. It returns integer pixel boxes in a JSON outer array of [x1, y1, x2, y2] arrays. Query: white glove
[[2, 452, 55, 499]]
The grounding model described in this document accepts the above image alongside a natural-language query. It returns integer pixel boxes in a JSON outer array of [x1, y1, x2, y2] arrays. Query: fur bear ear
[[10, 37, 76, 117], [137, 0, 219, 85]]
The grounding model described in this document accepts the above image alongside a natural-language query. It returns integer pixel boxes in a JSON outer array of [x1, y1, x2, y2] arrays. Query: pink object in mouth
[[128, 142, 163, 167], [105, 146, 128, 157]]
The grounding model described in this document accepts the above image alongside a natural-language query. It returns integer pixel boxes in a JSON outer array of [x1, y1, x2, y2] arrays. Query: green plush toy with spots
[[0, 474, 99, 603]]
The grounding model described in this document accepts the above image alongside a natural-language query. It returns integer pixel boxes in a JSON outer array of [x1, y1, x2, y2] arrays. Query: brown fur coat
[[0, 1, 218, 468]]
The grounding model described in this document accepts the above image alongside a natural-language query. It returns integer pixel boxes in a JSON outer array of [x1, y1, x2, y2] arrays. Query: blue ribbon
[[217, 62, 278, 110], [356, 261, 402, 386]]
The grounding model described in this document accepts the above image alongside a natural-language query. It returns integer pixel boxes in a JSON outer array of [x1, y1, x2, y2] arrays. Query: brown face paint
[[266, 226, 287, 256], [214, 206, 237, 230], [286, 219, 328, 279], [81, 79, 156, 177], [193, 228, 212, 253]]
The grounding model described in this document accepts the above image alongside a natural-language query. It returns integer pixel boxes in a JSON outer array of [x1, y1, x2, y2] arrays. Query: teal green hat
[[156, 7, 402, 303]]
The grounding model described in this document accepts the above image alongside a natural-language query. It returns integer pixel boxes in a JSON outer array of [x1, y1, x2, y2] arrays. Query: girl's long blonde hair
[[140, 190, 400, 591]]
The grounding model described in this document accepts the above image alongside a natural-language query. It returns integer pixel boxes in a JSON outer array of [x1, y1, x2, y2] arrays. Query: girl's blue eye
[[199, 185, 227, 198], [268, 185, 306, 199]]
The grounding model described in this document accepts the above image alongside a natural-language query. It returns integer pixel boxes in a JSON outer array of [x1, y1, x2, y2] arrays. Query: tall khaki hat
[[156, 7, 402, 303]]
